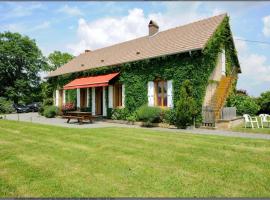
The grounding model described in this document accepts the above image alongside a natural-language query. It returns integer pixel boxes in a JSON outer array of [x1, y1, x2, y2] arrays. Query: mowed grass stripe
[[0, 120, 270, 197]]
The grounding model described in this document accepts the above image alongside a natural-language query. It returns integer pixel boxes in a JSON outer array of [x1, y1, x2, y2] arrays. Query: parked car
[[27, 102, 41, 112], [13, 104, 31, 113]]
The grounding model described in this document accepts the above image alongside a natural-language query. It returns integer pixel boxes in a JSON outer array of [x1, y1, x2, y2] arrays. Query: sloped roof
[[48, 14, 227, 77]]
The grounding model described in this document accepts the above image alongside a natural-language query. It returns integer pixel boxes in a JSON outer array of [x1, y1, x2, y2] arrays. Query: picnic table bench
[[62, 111, 93, 125]]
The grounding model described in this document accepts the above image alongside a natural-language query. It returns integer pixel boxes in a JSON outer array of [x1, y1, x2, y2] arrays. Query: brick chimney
[[148, 20, 159, 36]]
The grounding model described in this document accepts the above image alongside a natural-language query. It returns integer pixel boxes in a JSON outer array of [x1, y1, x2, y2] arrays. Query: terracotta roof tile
[[47, 14, 226, 77]]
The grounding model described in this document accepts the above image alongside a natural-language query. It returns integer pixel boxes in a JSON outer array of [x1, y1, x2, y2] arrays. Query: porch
[[54, 72, 125, 117]]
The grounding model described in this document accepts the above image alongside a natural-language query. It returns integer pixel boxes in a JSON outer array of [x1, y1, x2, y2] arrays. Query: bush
[[126, 112, 138, 122], [257, 91, 270, 114], [38, 106, 45, 116], [43, 98, 53, 106], [107, 108, 113, 119], [226, 94, 260, 116], [162, 109, 176, 125], [111, 108, 129, 120], [62, 102, 76, 115], [39, 98, 54, 116], [175, 80, 198, 129], [43, 106, 58, 118], [136, 105, 162, 125], [0, 97, 14, 114]]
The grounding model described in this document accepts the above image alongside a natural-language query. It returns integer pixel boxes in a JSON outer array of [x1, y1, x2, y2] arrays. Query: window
[[154, 80, 167, 107], [114, 83, 122, 107]]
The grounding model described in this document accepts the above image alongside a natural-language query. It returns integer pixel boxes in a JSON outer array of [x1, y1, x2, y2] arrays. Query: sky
[[1, 1, 270, 97]]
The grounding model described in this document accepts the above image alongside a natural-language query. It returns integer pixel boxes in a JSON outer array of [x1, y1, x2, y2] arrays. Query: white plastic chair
[[259, 114, 270, 128], [243, 114, 259, 129]]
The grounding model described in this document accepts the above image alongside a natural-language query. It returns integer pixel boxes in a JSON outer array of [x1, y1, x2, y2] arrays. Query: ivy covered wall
[[48, 16, 240, 119]]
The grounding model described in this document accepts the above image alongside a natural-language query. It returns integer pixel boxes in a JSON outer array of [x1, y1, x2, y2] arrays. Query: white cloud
[[2, 23, 25, 32], [31, 21, 51, 31], [263, 15, 270, 37], [240, 54, 270, 83], [2, 3, 43, 20], [234, 38, 270, 96], [57, 5, 83, 17], [67, 6, 208, 55], [1, 21, 50, 34], [234, 37, 248, 54]]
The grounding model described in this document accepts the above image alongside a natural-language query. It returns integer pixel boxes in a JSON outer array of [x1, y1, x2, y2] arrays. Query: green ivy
[[47, 16, 239, 122]]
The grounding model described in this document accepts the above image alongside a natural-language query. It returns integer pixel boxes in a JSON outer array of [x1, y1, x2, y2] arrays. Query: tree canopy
[[0, 31, 47, 103], [47, 51, 73, 71]]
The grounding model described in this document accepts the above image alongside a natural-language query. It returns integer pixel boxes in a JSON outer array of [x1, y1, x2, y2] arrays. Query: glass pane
[[158, 81, 162, 106], [119, 85, 122, 106], [163, 81, 167, 106]]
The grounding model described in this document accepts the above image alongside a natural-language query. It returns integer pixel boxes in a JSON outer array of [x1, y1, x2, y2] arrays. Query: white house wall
[[203, 52, 223, 107]]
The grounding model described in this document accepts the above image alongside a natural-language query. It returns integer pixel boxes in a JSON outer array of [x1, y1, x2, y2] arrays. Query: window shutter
[[108, 85, 113, 108], [221, 49, 226, 75], [148, 81, 154, 106], [102, 87, 107, 116], [91, 88, 95, 115], [122, 84, 125, 107], [86, 88, 89, 107], [55, 90, 59, 107], [63, 90, 66, 105], [76, 88, 80, 108], [167, 80, 173, 108]]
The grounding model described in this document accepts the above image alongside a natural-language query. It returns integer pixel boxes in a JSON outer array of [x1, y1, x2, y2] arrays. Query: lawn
[[232, 125, 270, 134], [0, 120, 270, 197], [232, 117, 270, 134]]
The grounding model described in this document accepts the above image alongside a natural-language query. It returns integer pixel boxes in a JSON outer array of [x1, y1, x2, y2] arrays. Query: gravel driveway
[[1, 112, 270, 140]]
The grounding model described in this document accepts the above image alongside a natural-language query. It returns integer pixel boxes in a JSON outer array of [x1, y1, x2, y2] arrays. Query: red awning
[[63, 72, 119, 90]]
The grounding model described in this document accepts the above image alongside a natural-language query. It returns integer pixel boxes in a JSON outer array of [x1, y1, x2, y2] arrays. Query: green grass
[[232, 117, 270, 134], [0, 120, 270, 197], [232, 125, 270, 134]]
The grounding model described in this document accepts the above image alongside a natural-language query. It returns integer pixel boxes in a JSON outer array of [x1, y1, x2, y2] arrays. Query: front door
[[80, 88, 87, 108], [95, 87, 103, 115]]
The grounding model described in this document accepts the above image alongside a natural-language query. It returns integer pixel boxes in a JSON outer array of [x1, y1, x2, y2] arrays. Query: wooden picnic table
[[62, 111, 93, 125]]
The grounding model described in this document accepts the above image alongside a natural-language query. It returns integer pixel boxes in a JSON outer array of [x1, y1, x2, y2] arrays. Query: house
[[47, 13, 241, 120]]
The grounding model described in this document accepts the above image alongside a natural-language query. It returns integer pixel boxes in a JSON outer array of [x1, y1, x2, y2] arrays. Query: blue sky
[[1, 1, 270, 97]]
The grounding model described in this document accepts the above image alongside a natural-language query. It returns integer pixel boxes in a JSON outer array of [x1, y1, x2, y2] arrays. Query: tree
[[47, 51, 73, 71], [257, 91, 270, 114], [226, 94, 260, 115], [175, 80, 198, 129], [0, 32, 47, 103]]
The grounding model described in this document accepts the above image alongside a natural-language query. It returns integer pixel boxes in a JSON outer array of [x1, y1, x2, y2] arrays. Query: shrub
[[111, 108, 129, 120], [107, 108, 113, 119], [126, 112, 138, 122], [136, 105, 162, 125], [257, 91, 270, 114], [43, 106, 58, 118], [62, 102, 75, 111], [162, 109, 176, 125], [43, 98, 53, 106], [226, 94, 260, 116], [62, 102, 75, 114], [0, 97, 14, 114], [38, 106, 45, 116], [39, 98, 54, 116], [175, 80, 198, 129]]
